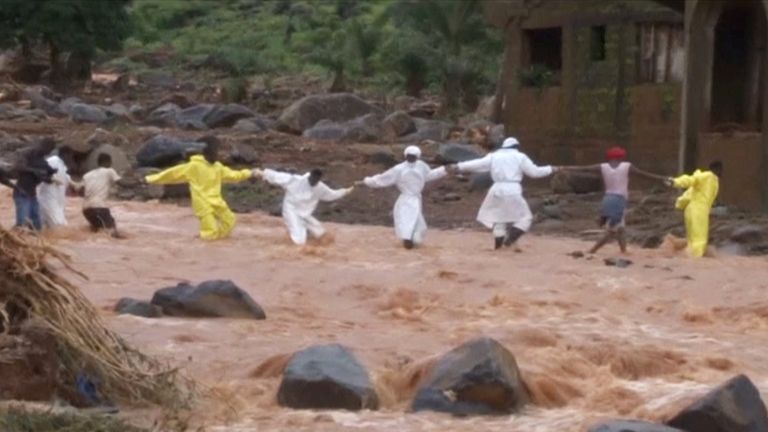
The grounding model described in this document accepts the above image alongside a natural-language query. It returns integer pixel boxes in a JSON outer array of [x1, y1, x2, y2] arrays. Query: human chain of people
[[3, 135, 719, 258]]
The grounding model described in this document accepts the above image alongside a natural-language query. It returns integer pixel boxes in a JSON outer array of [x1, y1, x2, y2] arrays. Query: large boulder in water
[[589, 420, 683, 432], [666, 374, 768, 432], [136, 135, 205, 168], [411, 337, 529, 415], [278, 93, 383, 133], [203, 103, 255, 128], [277, 344, 379, 410], [114, 298, 163, 318], [150, 280, 266, 319], [436, 143, 483, 164]]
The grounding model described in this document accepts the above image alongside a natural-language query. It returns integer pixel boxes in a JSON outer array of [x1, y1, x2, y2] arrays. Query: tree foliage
[[0, 0, 131, 86]]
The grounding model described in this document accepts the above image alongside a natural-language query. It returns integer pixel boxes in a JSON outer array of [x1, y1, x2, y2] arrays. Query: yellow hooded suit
[[672, 169, 719, 257], [146, 155, 252, 240]]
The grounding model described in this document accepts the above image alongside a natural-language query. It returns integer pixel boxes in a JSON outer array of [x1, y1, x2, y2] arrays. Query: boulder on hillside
[[70, 103, 108, 124], [204, 103, 255, 128], [114, 298, 163, 318], [84, 144, 130, 175], [146, 103, 181, 127], [150, 280, 266, 319], [303, 113, 384, 143], [666, 374, 768, 432], [278, 93, 384, 133], [227, 142, 258, 165], [411, 337, 530, 415], [277, 344, 379, 411], [383, 111, 416, 138], [399, 118, 452, 143], [58, 97, 83, 116], [589, 420, 683, 432], [102, 103, 131, 121], [0, 104, 46, 122], [551, 170, 603, 194], [436, 143, 483, 164], [175, 104, 215, 130], [135, 135, 205, 168], [24, 88, 61, 116], [233, 117, 272, 133]]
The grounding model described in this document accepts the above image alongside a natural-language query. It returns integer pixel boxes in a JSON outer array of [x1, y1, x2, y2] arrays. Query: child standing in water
[[566, 147, 667, 254]]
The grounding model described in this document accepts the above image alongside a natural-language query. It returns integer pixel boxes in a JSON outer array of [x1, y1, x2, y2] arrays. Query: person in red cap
[[565, 146, 667, 254]]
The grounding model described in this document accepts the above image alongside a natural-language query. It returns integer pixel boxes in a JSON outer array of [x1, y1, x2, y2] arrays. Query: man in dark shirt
[[0, 167, 15, 190], [13, 138, 56, 230]]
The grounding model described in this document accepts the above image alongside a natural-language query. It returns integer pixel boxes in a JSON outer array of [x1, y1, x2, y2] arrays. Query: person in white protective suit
[[450, 137, 559, 250], [254, 168, 354, 245], [37, 154, 72, 228], [358, 145, 448, 249]]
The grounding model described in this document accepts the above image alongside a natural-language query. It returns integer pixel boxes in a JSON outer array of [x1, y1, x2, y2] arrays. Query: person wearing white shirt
[[359, 145, 447, 249], [254, 168, 353, 245], [451, 137, 558, 250]]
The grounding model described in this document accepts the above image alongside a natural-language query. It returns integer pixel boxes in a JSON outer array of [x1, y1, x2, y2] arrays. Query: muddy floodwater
[[7, 191, 768, 431]]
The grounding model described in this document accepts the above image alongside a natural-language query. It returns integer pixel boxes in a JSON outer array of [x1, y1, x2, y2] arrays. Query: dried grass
[[0, 226, 192, 408]]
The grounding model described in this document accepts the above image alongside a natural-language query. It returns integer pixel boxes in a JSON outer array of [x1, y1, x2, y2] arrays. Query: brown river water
[[5, 190, 768, 431]]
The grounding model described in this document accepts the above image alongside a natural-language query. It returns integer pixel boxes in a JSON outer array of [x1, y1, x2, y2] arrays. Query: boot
[[494, 236, 504, 250], [504, 227, 525, 247], [403, 240, 415, 250]]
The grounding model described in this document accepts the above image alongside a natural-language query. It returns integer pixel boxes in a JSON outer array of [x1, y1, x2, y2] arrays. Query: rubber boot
[[403, 240, 415, 250], [494, 236, 504, 250], [504, 227, 525, 247]]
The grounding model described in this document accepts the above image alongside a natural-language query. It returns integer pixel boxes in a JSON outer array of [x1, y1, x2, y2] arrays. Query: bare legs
[[589, 226, 627, 254]]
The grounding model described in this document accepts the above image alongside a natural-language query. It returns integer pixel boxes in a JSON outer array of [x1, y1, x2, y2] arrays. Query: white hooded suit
[[37, 155, 71, 228]]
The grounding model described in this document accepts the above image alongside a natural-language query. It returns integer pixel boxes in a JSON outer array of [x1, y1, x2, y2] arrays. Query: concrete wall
[[698, 132, 763, 210]]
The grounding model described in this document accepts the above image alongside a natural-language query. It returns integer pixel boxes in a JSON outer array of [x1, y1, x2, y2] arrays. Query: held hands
[[344, 186, 355, 195], [353, 180, 365, 187], [663, 177, 674, 187], [251, 168, 264, 178]]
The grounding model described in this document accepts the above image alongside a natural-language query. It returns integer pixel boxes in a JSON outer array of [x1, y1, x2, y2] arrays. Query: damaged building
[[485, 0, 768, 210]]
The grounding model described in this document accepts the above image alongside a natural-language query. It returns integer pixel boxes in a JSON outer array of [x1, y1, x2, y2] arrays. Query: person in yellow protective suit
[[666, 161, 722, 258], [145, 136, 253, 240]]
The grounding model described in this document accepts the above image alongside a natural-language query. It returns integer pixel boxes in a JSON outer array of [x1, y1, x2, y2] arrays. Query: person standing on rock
[[448, 137, 559, 251], [357, 145, 448, 249], [38, 154, 73, 228], [562, 146, 668, 254], [253, 167, 354, 245], [13, 138, 57, 231], [76, 154, 123, 238], [145, 136, 254, 240], [666, 161, 722, 258]]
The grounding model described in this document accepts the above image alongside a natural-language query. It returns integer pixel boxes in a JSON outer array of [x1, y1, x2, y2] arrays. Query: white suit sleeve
[[521, 156, 553, 178], [363, 165, 400, 188], [457, 155, 492, 173], [425, 166, 448, 182], [263, 169, 296, 188], [317, 182, 348, 202]]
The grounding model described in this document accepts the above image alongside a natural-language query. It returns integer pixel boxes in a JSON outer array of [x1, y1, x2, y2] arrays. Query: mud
[[2, 188, 767, 431]]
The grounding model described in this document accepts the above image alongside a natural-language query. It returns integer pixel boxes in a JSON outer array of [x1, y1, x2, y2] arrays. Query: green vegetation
[[0, 409, 146, 432], [0, 0, 503, 111]]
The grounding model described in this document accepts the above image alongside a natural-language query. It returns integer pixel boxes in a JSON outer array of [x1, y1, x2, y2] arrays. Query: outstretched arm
[[630, 165, 668, 181], [318, 183, 352, 202], [261, 169, 297, 188], [220, 165, 253, 183], [672, 174, 696, 189], [425, 166, 448, 182], [456, 155, 492, 173], [0, 169, 14, 189], [145, 163, 190, 185], [560, 164, 601, 172], [363, 166, 400, 188], [521, 156, 554, 178]]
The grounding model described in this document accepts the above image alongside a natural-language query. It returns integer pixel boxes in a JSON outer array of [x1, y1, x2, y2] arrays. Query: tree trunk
[[406, 74, 424, 98], [329, 66, 346, 93], [48, 39, 64, 90], [66, 50, 92, 83]]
